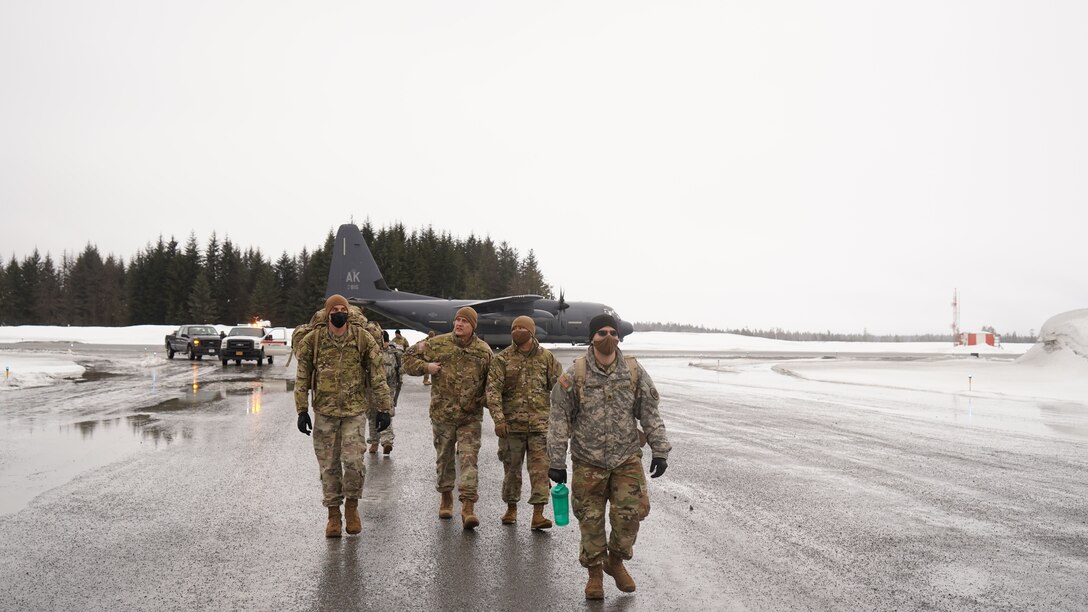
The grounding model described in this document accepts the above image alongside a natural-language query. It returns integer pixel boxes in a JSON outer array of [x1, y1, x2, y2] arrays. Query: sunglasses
[[595, 329, 619, 337]]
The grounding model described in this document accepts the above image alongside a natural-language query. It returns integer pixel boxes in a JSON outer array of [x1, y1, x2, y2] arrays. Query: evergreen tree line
[[634, 322, 1038, 343], [0, 221, 553, 328]]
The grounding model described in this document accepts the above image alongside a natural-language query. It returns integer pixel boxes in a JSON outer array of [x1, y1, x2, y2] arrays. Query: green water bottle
[[551, 483, 570, 526]]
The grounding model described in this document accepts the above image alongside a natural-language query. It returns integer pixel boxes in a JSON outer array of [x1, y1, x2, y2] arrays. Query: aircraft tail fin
[[326, 224, 387, 302], [326, 223, 431, 303]]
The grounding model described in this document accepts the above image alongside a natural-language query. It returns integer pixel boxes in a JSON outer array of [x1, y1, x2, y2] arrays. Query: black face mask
[[330, 312, 349, 328]]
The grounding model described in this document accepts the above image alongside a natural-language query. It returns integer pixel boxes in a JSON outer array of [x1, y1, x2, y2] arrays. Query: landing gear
[[267, 356, 274, 365]]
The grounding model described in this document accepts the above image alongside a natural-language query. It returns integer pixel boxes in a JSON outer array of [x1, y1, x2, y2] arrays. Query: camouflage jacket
[[403, 332, 492, 424], [392, 336, 410, 350], [486, 338, 563, 433], [294, 325, 392, 418], [380, 344, 403, 412], [548, 347, 671, 470], [382, 345, 402, 391]]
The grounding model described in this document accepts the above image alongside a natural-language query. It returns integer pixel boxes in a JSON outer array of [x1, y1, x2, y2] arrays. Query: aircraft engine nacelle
[[532, 310, 556, 322], [531, 310, 557, 341]]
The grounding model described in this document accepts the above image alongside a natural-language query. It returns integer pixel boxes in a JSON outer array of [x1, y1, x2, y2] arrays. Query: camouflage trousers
[[497, 432, 550, 505], [572, 452, 650, 568], [365, 405, 394, 446], [312, 413, 366, 507], [432, 419, 481, 502]]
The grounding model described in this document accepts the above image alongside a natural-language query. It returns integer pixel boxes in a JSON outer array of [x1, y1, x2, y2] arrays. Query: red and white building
[[956, 331, 999, 347]]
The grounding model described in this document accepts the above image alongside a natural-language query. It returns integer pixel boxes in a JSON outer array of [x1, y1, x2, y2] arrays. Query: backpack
[[571, 355, 647, 446], [292, 304, 372, 395], [291, 304, 370, 356]]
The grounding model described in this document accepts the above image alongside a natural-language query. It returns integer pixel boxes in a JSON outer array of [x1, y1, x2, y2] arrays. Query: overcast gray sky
[[2, 1, 1086, 335]]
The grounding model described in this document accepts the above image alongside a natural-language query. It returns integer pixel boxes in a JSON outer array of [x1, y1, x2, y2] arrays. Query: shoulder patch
[[558, 373, 572, 390], [649, 385, 659, 400]]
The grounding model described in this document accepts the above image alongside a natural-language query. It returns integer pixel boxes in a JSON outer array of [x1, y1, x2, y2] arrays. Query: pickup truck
[[262, 327, 292, 361], [221, 326, 272, 366], [165, 325, 222, 361]]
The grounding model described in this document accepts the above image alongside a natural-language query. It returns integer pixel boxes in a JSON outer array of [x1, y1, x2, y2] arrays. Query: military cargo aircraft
[[325, 223, 634, 347]]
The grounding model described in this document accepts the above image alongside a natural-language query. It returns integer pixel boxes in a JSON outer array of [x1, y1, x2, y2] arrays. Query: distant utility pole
[[951, 288, 961, 346]]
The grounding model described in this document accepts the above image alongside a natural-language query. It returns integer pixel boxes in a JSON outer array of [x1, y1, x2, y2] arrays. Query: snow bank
[[1018, 308, 1088, 366], [0, 354, 84, 390], [773, 310, 1088, 403], [0, 325, 191, 346]]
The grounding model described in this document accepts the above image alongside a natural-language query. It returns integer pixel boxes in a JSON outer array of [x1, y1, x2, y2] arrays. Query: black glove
[[649, 457, 668, 478], [548, 468, 567, 484], [297, 412, 312, 436], [376, 412, 392, 432]]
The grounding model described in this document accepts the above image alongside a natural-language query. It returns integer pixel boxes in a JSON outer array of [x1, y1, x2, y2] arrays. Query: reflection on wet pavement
[[1040, 402, 1088, 438], [75, 368, 124, 384], [0, 412, 192, 516], [63, 414, 193, 446]]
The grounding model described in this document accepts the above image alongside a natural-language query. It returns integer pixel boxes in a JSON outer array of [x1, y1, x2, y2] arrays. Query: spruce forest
[[0, 222, 552, 328]]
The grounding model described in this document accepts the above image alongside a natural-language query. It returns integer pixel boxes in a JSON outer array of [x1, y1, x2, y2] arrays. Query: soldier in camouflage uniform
[[548, 314, 671, 600], [392, 329, 410, 351], [366, 329, 402, 454], [403, 306, 493, 529], [295, 294, 393, 538], [487, 315, 562, 530]]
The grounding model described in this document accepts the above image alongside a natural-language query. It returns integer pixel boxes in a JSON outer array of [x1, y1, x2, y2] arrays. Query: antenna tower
[[951, 289, 960, 345]]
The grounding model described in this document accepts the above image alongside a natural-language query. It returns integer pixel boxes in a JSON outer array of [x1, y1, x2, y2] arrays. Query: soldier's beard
[[593, 336, 618, 356], [511, 330, 532, 346]]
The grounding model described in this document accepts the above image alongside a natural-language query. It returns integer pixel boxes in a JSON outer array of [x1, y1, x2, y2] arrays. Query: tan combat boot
[[531, 504, 553, 530], [383, 443, 393, 455], [501, 503, 517, 525], [344, 499, 361, 535], [461, 500, 480, 530], [439, 492, 454, 519], [585, 565, 604, 600], [368, 442, 378, 454], [603, 552, 636, 592], [325, 506, 342, 538]]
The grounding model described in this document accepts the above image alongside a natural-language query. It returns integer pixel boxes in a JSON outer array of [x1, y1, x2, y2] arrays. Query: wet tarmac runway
[[0, 344, 1086, 610]]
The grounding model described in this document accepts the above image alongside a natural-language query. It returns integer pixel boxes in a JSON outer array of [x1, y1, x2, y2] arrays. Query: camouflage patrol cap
[[589, 313, 618, 339], [511, 315, 536, 335]]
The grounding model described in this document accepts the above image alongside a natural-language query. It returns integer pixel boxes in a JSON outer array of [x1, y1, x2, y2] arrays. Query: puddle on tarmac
[[64, 414, 194, 445], [0, 413, 194, 516], [1039, 402, 1088, 438], [141, 379, 286, 415], [0, 372, 290, 516], [146, 390, 225, 412], [75, 368, 125, 383]]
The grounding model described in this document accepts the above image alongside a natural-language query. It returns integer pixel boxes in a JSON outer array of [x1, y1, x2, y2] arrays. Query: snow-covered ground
[[2, 313, 1086, 405]]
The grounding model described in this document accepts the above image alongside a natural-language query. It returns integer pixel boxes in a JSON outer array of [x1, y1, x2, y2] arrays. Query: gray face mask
[[329, 312, 349, 328]]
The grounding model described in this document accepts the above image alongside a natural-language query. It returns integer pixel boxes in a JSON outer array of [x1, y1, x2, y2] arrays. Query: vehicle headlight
[[193, 340, 200, 346]]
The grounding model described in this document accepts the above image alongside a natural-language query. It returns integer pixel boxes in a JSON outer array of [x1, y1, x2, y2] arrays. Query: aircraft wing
[[464, 294, 544, 314]]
